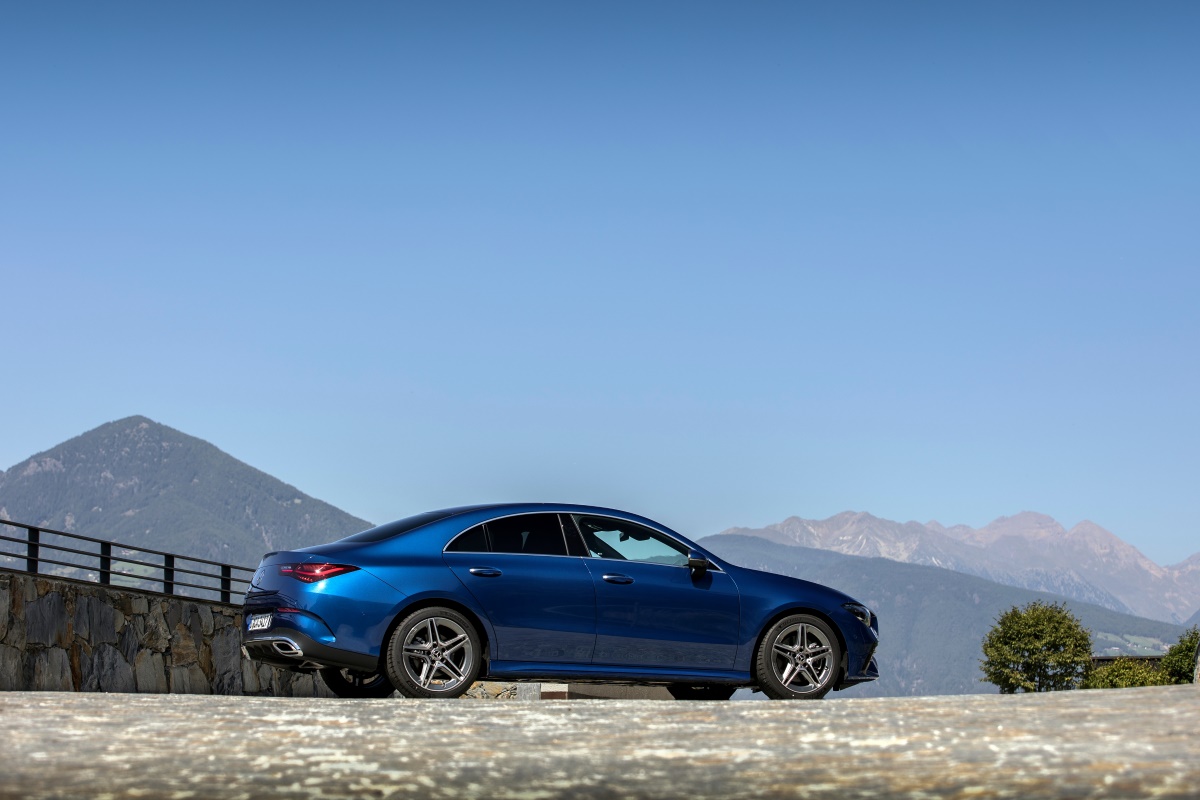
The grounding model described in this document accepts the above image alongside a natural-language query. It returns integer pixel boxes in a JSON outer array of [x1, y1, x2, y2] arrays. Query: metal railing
[[0, 519, 253, 604]]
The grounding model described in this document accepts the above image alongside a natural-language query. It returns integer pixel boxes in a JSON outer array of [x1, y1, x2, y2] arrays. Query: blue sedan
[[242, 503, 879, 700]]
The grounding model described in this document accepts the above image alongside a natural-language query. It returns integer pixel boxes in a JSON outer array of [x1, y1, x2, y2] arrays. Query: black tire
[[754, 613, 842, 700], [319, 667, 396, 699], [667, 684, 737, 701], [385, 606, 482, 699]]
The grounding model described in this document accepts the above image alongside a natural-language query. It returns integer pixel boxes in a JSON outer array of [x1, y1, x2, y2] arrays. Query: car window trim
[[441, 511, 720, 571], [580, 554, 720, 572]]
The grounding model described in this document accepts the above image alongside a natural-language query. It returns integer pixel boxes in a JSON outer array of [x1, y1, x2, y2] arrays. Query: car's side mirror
[[687, 550, 710, 578]]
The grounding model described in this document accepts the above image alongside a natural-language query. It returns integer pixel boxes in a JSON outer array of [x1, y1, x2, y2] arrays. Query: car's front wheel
[[755, 613, 842, 699], [319, 667, 396, 699], [385, 607, 482, 699], [667, 684, 737, 701]]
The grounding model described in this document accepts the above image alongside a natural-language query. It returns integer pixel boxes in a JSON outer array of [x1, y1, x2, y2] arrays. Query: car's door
[[442, 513, 596, 664], [570, 514, 740, 669]]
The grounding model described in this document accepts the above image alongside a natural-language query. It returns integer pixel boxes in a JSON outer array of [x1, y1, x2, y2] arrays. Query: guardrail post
[[164, 554, 175, 595], [26, 527, 40, 574], [220, 564, 232, 604], [100, 541, 112, 585]]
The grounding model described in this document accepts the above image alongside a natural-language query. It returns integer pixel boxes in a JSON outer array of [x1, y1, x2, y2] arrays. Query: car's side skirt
[[485, 661, 750, 685]]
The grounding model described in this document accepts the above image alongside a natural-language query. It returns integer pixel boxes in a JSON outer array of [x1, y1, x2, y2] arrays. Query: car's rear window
[[339, 508, 480, 543], [445, 524, 488, 552]]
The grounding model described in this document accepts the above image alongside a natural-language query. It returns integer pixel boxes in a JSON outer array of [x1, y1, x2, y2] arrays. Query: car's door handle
[[602, 573, 634, 585], [468, 567, 503, 577]]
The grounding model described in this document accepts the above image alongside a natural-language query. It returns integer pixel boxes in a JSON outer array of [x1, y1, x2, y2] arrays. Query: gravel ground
[[0, 684, 1196, 799]]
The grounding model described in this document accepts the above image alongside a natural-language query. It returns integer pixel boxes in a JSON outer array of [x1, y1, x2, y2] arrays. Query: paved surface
[[1, 685, 1196, 799]]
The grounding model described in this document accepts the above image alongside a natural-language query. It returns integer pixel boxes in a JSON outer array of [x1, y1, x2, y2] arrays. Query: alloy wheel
[[769, 622, 834, 695], [401, 616, 475, 693]]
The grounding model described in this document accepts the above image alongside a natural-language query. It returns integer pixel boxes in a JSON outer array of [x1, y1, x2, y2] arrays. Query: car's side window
[[487, 513, 569, 557], [445, 524, 488, 552], [573, 515, 689, 567]]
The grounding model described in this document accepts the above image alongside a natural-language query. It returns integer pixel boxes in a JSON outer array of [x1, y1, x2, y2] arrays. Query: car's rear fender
[[245, 566, 407, 655], [277, 539, 499, 667]]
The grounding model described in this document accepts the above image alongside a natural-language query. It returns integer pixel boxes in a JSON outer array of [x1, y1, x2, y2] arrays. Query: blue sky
[[2, 2, 1197, 564]]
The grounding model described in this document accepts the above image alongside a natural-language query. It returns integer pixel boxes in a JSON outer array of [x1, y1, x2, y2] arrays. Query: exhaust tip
[[271, 640, 304, 658]]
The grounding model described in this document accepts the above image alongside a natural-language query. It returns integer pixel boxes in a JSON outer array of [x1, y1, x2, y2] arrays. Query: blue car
[[242, 503, 878, 700]]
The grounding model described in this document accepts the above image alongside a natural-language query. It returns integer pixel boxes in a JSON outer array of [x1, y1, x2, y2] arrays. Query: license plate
[[247, 612, 272, 632]]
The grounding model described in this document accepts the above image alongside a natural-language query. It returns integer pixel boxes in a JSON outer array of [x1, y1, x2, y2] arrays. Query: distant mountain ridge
[[0, 416, 372, 568], [1188, 608, 1200, 627], [718, 510, 1200, 624], [702, 535, 1185, 697]]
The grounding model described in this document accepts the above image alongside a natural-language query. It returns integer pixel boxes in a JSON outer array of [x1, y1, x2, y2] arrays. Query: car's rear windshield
[[339, 507, 483, 543]]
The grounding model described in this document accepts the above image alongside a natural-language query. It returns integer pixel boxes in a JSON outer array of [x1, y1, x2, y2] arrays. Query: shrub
[[1082, 657, 1170, 689], [1159, 625, 1199, 684], [980, 600, 1092, 693]]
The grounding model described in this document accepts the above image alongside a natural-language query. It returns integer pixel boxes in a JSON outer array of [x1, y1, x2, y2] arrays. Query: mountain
[[703, 534, 1186, 697], [0, 416, 372, 569], [718, 511, 1200, 624]]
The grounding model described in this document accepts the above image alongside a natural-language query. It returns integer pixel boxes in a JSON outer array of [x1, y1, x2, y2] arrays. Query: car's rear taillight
[[279, 563, 359, 583]]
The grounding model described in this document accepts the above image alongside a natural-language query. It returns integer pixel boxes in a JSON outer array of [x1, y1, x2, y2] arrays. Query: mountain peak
[[1067, 519, 1117, 540], [976, 511, 1065, 543], [1171, 551, 1200, 570], [993, 510, 1062, 527], [114, 414, 155, 425], [0, 415, 372, 566], [828, 510, 880, 525]]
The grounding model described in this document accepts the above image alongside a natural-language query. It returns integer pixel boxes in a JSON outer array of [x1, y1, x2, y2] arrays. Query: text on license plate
[[247, 613, 272, 632]]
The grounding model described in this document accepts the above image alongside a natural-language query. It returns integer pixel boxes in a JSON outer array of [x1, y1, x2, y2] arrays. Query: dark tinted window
[[339, 510, 462, 543], [560, 514, 588, 557], [445, 524, 488, 552], [487, 514, 568, 556]]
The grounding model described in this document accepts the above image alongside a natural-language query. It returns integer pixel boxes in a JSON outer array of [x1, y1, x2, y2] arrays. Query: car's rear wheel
[[755, 613, 841, 700], [319, 667, 396, 699], [667, 684, 737, 701], [385, 607, 482, 699]]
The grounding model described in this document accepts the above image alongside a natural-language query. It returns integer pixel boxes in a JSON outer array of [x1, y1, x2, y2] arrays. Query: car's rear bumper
[[242, 627, 378, 673]]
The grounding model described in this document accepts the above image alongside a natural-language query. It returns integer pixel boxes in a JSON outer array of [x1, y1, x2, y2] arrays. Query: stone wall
[[0, 568, 524, 698], [0, 569, 331, 696]]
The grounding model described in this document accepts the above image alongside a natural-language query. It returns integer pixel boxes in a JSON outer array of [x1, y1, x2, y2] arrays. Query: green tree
[[1159, 625, 1199, 684], [1082, 658, 1170, 689], [980, 600, 1093, 693]]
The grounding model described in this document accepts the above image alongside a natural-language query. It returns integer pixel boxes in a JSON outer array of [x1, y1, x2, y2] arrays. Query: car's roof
[[431, 502, 643, 515], [341, 502, 680, 544], [325, 501, 721, 564], [426, 502, 673, 525]]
